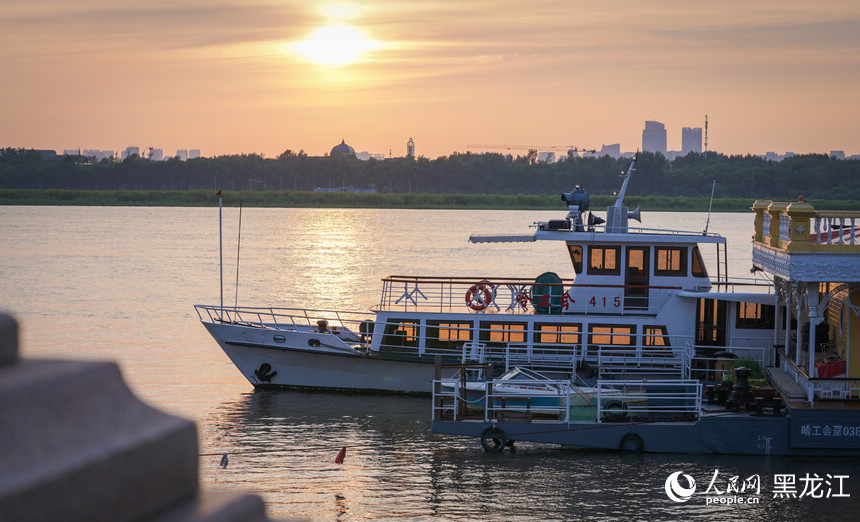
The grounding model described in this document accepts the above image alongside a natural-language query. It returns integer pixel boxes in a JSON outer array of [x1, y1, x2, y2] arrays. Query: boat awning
[[676, 290, 776, 304], [469, 234, 536, 244]]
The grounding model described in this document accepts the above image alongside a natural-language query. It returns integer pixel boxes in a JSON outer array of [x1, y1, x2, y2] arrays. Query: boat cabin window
[[381, 319, 420, 349], [643, 325, 670, 347], [535, 323, 581, 359], [588, 246, 621, 276], [655, 247, 687, 277], [588, 324, 636, 351], [479, 322, 527, 344], [736, 303, 775, 329], [691, 246, 708, 278], [567, 245, 583, 274], [536, 323, 581, 345], [426, 321, 472, 351]]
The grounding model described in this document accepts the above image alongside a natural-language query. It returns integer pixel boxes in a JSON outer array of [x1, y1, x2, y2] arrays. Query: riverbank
[[2, 189, 855, 211]]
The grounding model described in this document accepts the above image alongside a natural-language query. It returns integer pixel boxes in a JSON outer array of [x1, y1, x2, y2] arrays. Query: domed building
[[330, 139, 356, 158]]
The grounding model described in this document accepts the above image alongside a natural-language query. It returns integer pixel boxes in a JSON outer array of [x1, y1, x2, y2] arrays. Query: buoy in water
[[335, 446, 346, 464]]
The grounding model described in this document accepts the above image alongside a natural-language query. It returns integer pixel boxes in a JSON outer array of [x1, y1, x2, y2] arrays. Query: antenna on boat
[[235, 199, 243, 308], [704, 179, 716, 235]]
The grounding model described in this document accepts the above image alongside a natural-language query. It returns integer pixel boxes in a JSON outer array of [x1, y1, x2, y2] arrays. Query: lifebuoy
[[480, 427, 507, 452], [619, 433, 643, 453], [465, 282, 494, 311]]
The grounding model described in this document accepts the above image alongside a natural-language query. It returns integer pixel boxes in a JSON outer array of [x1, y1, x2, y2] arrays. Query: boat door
[[696, 298, 727, 346], [625, 246, 649, 309]]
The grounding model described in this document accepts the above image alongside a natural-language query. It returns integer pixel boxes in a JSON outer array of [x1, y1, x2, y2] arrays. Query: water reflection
[[199, 388, 860, 520]]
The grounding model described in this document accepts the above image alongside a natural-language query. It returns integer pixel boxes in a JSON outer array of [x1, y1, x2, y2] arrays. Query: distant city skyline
[[3, 2, 858, 160], [50, 119, 857, 162]]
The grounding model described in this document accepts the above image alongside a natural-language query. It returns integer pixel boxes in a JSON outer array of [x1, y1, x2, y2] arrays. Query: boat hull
[[433, 404, 860, 455], [203, 322, 448, 393]]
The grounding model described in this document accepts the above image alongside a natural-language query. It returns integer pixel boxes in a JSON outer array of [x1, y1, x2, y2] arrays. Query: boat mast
[[614, 156, 636, 209], [605, 154, 639, 233], [704, 179, 716, 234], [218, 190, 223, 318]]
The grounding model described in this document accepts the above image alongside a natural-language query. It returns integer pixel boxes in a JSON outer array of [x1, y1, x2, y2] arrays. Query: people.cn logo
[[665, 471, 697, 502]]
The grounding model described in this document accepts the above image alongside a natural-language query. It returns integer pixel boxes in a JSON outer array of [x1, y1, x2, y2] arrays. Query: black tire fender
[[619, 433, 644, 453], [480, 427, 507, 453], [603, 400, 629, 422]]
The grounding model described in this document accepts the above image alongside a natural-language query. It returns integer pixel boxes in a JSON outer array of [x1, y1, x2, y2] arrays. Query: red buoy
[[335, 446, 346, 464]]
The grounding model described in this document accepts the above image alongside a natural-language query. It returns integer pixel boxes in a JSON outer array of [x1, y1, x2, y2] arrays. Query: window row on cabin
[[380, 320, 671, 352], [567, 244, 708, 278]]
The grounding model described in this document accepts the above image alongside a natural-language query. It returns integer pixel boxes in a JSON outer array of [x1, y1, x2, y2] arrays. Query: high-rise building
[[406, 137, 415, 159], [681, 127, 703, 154], [121, 146, 140, 160], [642, 121, 667, 155], [598, 143, 621, 159]]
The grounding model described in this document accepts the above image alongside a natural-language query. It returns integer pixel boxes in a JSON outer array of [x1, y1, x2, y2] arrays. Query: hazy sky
[[3, 1, 859, 158]]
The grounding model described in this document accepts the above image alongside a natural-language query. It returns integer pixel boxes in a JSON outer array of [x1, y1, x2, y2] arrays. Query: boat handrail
[[431, 377, 704, 423], [193, 304, 375, 331], [690, 343, 770, 376], [596, 345, 694, 379], [384, 275, 684, 290], [540, 221, 726, 239], [595, 379, 702, 423], [378, 275, 684, 314]]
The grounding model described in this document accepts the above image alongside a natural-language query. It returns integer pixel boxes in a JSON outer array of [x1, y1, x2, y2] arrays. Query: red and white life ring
[[465, 282, 494, 311]]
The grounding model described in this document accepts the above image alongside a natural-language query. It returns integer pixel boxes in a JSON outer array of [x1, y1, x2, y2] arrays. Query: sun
[[293, 25, 375, 67]]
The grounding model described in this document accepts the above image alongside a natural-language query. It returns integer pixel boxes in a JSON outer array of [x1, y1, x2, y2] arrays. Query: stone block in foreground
[[0, 313, 299, 522]]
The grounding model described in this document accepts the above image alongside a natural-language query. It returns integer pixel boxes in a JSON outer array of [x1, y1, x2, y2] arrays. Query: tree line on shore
[[1, 147, 857, 203]]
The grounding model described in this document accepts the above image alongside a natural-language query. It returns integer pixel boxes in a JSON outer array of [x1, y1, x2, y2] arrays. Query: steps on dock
[[765, 367, 807, 401]]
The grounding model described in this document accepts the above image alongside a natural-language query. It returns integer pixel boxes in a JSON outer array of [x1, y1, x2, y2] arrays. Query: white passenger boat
[[430, 192, 860, 455], [196, 157, 784, 396]]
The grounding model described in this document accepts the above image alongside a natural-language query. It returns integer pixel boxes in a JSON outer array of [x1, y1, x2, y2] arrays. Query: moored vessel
[[431, 196, 860, 455]]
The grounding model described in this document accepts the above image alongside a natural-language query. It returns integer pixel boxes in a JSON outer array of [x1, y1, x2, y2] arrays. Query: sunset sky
[[3, 1, 859, 159]]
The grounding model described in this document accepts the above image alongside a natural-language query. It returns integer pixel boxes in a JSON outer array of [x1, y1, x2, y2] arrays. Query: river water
[[1, 206, 857, 520]]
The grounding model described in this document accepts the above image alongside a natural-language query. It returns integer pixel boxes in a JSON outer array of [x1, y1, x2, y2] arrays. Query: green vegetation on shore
[[3, 148, 859, 211], [3, 188, 858, 211]]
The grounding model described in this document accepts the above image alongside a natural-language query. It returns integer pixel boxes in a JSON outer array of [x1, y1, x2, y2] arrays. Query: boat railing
[[691, 343, 769, 381], [193, 304, 375, 341], [778, 351, 815, 401], [378, 275, 673, 315], [595, 380, 702, 423], [752, 200, 860, 252], [596, 345, 694, 379], [431, 376, 703, 423], [812, 211, 860, 246], [709, 277, 774, 294], [457, 341, 579, 375], [776, 351, 860, 402]]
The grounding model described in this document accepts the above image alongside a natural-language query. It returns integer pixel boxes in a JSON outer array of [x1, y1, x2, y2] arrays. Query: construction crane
[[466, 144, 597, 156]]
